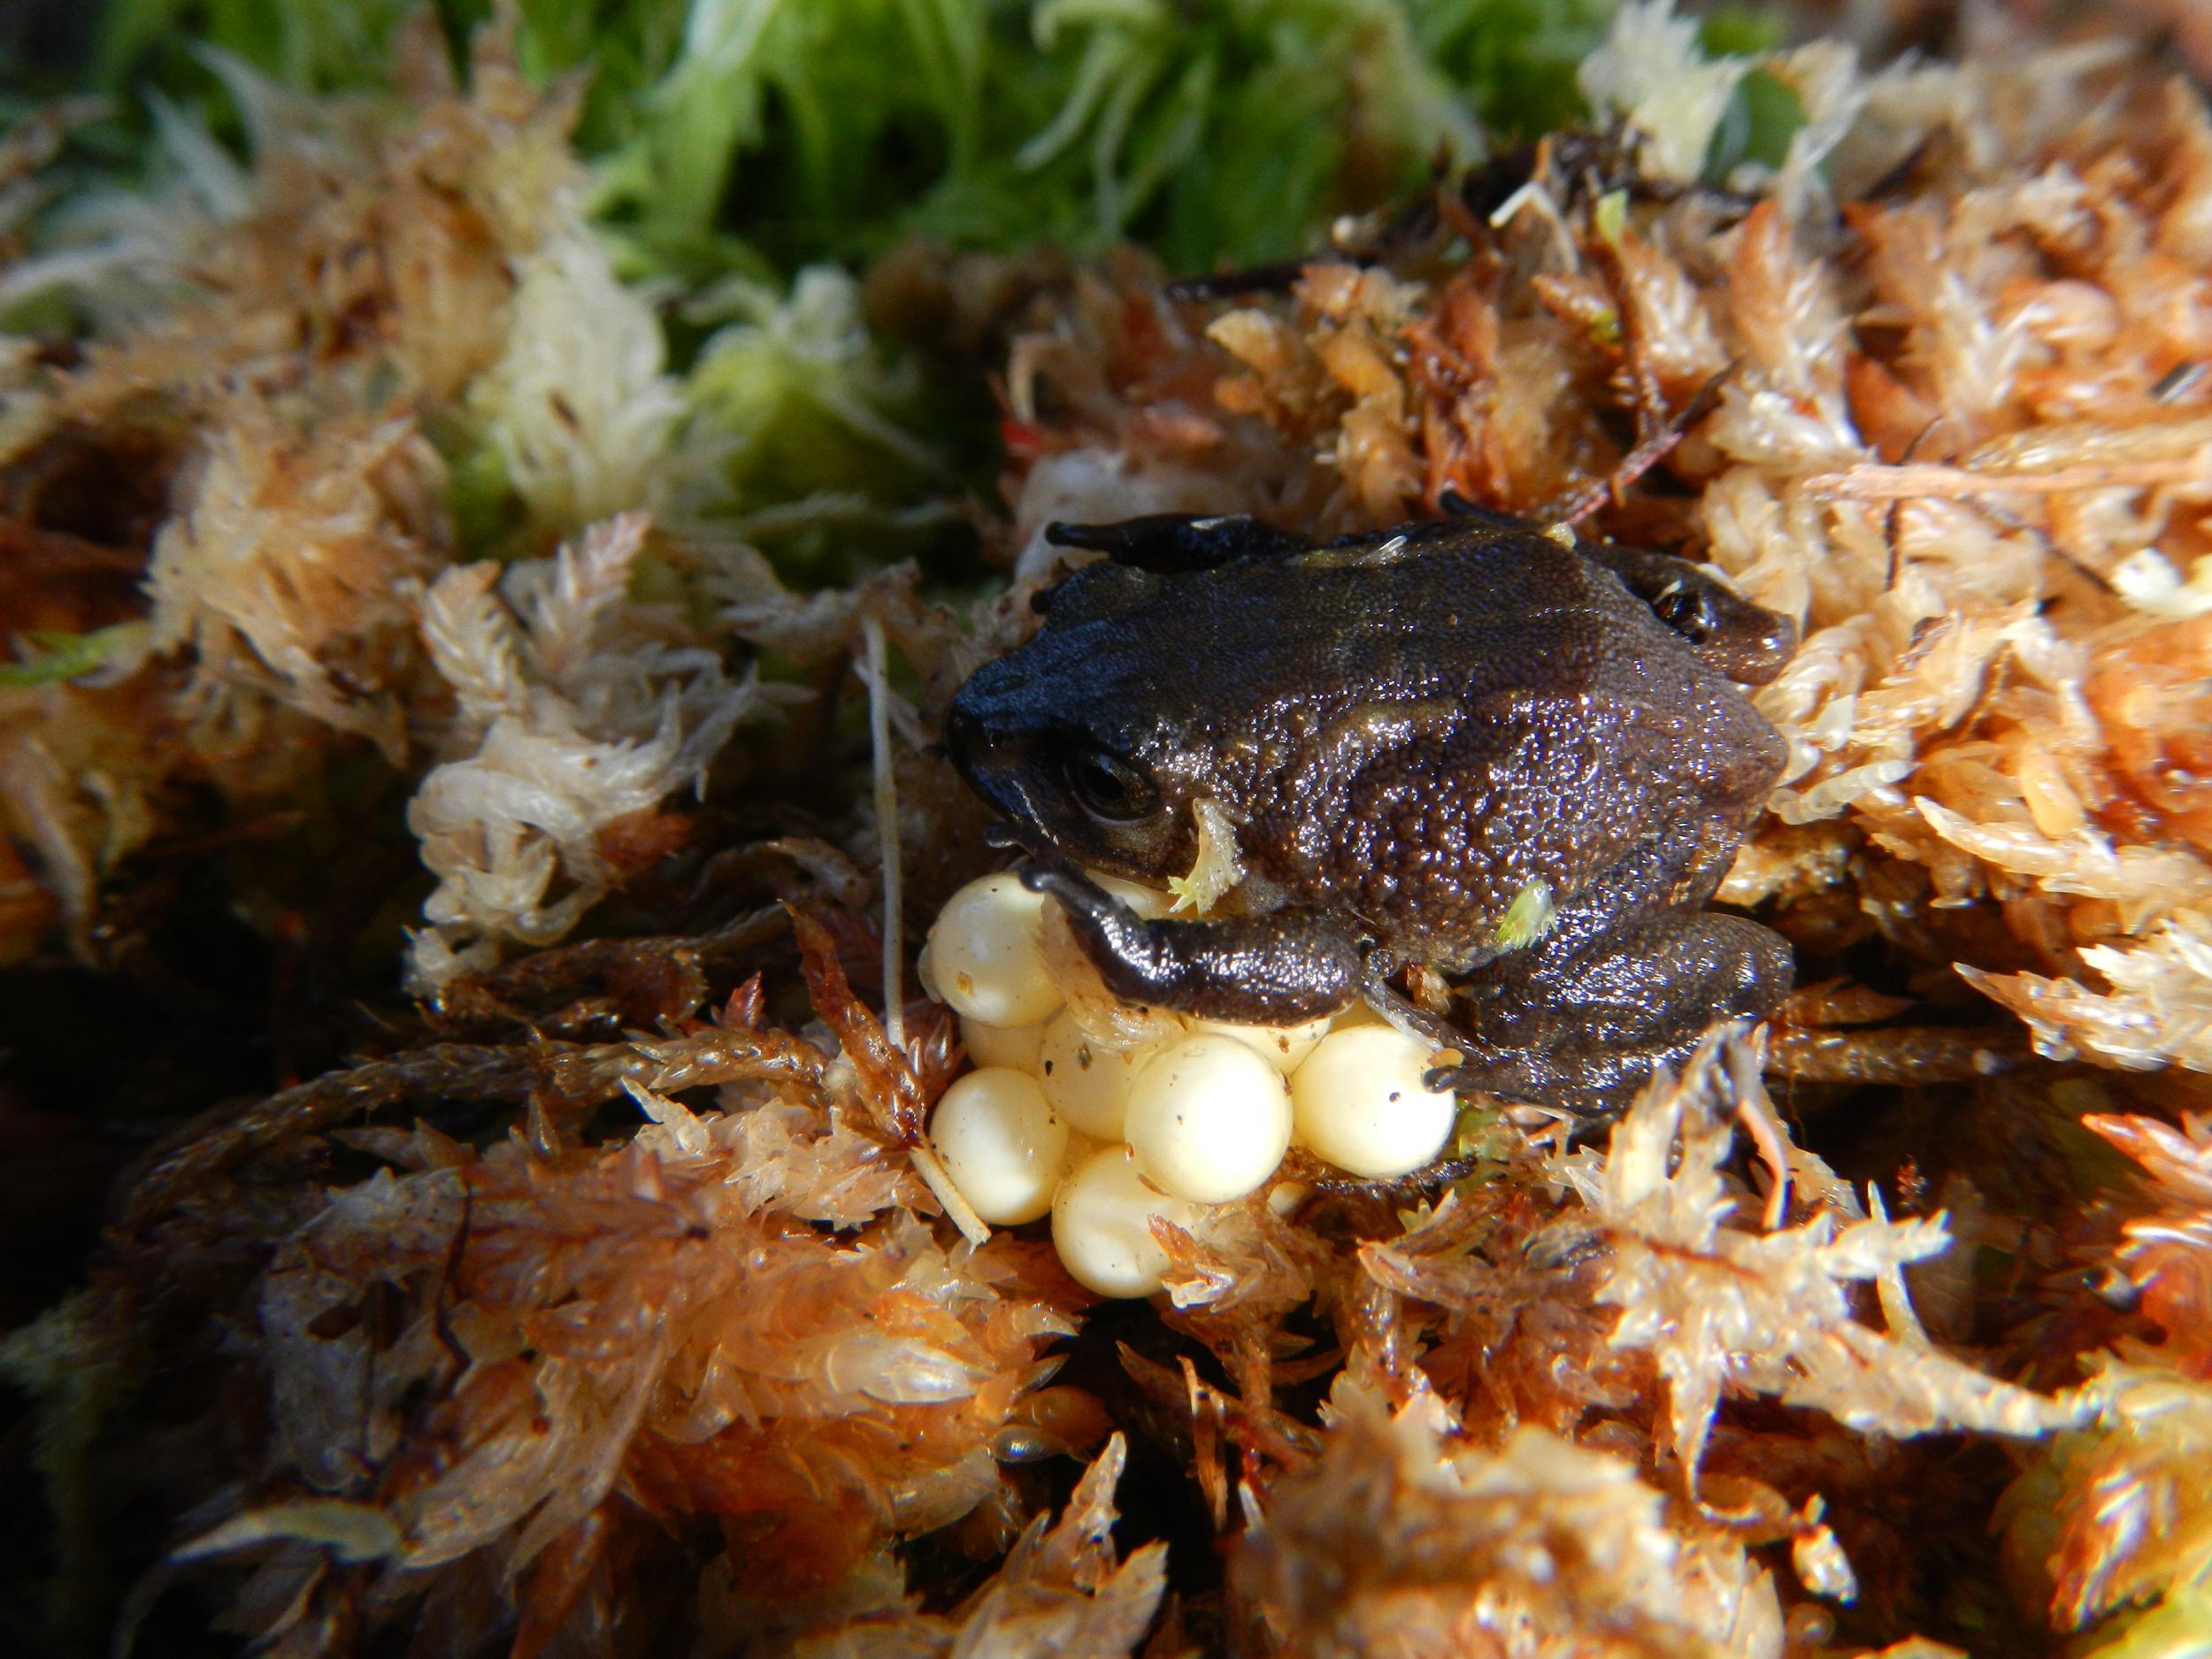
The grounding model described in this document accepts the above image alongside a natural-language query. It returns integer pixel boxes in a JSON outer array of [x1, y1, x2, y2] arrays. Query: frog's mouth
[[944, 703, 1134, 873]]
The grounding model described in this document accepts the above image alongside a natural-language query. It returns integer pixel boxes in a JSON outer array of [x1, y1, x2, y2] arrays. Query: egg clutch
[[917, 872, 1459, 1299], [923, 515, 1804, 1297], [941, 515, 1798, 1124]]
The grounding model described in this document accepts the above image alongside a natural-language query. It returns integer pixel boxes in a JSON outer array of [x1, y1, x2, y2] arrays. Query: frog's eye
[[1651, 581, 1716, 643], [1064, 747, 1157, 823]]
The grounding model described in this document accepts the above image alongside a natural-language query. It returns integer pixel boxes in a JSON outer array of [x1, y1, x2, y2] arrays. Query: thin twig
[[1809, 450, 2212, 500], [861, 614, 906, 1056], [1536, 362, 1735, 526]]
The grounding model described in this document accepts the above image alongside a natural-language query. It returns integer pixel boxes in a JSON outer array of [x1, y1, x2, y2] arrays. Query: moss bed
[[4, 4, 2212, 1655]]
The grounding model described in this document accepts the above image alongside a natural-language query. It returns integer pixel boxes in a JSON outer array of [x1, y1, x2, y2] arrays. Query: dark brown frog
[[944, 511, 1797, 1117]]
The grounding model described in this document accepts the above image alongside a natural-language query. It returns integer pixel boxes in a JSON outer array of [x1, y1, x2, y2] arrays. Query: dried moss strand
[[788, 902, 927, 1145], [1766, 1025, 2026, 1084], [117, 1027, 828, 1237], [466, 906, 787, 1006]]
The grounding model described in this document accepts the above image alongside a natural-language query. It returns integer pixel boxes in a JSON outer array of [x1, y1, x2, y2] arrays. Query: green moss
[[1696, 4, 1785, 58], [81, 0, 1649, 276], [61, 1, 1829, 588], [0, 624, 145, 688], [1705, 63, 1805, 181]]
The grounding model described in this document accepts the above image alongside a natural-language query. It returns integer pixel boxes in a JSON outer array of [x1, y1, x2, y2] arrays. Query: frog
[[942, 509, 1798, 1118]]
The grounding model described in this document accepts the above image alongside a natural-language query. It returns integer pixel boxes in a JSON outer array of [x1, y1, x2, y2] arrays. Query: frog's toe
[[1419, 1058, 1618, 1118], [1017, 861, 1093, 904], [1044, 513, 1312, 572]]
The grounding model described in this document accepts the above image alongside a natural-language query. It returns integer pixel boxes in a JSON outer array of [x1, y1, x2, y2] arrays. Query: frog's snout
[[941, 696, 1015, 799], [942, 694, 1041, 831], [943, 656, 1035, 786], [942, 703, 984, 776]]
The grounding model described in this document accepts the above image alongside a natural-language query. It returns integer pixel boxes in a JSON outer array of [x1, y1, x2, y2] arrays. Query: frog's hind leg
[[1044, 514, 1313, 572], [1432, 911, 1793, 1119]]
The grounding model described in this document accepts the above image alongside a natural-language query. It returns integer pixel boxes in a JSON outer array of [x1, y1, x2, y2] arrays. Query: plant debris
[[5, 4, 2212, 1658]]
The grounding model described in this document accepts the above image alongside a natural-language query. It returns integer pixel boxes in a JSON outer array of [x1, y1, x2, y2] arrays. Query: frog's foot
[[1356, 970, 1610, 1133], [1305, 1153, 1486, 1202], [1359, 971, 1465, 1051], [1435, 488, 1536, 534], [1018, 863, 1363, 1025], [1045, 514, 1313, 573], [1431, 912, 1793, 1119]]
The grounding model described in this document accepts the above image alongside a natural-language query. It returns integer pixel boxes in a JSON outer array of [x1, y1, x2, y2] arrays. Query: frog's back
[[1194, 525, 1785, 954], [1329, 525, 1785, 808], [1203, 525, 1699, 712]]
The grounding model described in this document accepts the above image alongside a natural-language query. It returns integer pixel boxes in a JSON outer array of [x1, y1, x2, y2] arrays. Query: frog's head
[[945, 561, 1209, 883]]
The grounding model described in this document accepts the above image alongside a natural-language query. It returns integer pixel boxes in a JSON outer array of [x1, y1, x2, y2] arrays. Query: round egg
[[929, 1067, 1070, 1225], [1051, 1144, 1202, 1299], [1327, 995, 1392, 1029], [1088, 872, 1176, 918], [926, 873, 1063, 1027], [1289, 1025, 1458, 1179], [961, 1015, 1045, 1072], [1123, 1034, 1293, 1204], [1036, 1010, 1157, 1141], [1194, 1012, 1333, 1073]]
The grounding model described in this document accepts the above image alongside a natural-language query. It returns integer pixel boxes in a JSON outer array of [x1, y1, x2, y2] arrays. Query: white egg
[[929, 1067, 1070, 1225], [1289, 1025, 1458, 1179], [961, 1015, 1045, 1072], [1087, 871, 1176, 918], [1051, 1144, 1202, 1299], [1194, 1012, 1334, 1073], [1123, 1034, 1294, 1204], [1036, 1010, 1157, 1141], [926, 873, 1064, 1027]]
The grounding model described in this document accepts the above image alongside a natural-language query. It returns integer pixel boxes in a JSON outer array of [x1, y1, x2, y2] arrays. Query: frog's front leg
[[1019, 865, 1364, 1023]]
